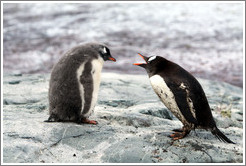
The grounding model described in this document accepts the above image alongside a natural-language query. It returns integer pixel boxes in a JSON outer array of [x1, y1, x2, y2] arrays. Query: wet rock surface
[[2, 73, 243, 163]]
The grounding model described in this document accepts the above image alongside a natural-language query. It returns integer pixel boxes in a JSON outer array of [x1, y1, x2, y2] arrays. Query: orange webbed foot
[[169, 130, 190, 140], [81, 118, 98, 125]]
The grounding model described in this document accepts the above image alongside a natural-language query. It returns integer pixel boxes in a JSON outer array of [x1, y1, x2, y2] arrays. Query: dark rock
[[139, 108, 173, 120], [8, 80, 21, 84]]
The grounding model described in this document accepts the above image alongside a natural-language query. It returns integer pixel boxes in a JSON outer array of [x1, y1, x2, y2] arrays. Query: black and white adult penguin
[[133, 53, 234, 144], [45, 42, 116, 125]]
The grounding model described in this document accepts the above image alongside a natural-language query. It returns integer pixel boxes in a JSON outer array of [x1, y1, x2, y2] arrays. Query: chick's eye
[[102, 47, 107, 54]]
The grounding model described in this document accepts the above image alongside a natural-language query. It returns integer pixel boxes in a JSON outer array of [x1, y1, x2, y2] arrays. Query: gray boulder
[[2, 73, 243, 163]]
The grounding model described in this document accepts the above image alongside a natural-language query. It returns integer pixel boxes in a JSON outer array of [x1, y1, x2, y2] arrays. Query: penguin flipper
[[168, 84, 198, 125]]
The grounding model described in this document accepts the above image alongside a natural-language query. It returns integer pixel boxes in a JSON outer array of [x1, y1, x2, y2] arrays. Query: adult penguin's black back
[[134, 53, 234, 144]]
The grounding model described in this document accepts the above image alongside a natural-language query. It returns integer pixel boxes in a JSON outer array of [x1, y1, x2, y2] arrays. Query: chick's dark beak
[[133, 53, 148, 68]]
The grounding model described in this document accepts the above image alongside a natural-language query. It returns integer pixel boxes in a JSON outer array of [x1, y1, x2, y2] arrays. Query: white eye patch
[[148, 56, 156, 62], [102, 47, 107, 54]]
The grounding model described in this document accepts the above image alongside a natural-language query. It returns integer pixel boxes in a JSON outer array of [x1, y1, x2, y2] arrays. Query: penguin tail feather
[[44, 114, 59, 122], [211, 127, 235, 144]]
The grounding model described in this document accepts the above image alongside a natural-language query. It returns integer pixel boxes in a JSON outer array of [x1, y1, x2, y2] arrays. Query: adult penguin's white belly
[[149, 74, 188, 124]]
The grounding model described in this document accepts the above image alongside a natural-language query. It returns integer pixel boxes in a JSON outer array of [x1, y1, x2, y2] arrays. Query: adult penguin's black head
[[133, 53, 164, 76]]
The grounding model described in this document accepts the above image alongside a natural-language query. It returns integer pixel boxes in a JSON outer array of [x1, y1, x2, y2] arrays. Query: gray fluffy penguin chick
[[45, 42, 116, 124]]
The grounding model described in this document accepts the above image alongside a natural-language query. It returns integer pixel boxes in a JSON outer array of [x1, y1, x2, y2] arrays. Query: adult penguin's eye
[[148, 56, 156, 63]]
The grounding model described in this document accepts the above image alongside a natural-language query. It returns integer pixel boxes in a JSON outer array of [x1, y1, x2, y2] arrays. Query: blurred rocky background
[[3, 3, 244, 87]]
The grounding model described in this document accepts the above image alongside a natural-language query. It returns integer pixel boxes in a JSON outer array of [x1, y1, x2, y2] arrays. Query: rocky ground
[[2, 73, 243, 163]]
